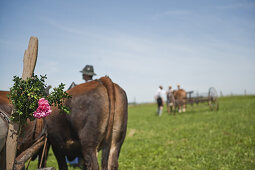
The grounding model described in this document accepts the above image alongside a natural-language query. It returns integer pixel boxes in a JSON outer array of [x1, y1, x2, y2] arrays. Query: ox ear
[[45, 85, 52, 95]]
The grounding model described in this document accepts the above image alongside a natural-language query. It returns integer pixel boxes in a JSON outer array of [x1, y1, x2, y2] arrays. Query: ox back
[[45, 76, 128, 170]]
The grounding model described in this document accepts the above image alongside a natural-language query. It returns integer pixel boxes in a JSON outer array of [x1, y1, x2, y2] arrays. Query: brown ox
[[173, 89, 187, 113], [0, 91, 47, 170], [0, 91, 11, 169], [45, 76, 128, 170]]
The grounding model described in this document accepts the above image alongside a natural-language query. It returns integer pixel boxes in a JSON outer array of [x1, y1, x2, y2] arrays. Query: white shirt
[[155, 88, 166, 99]]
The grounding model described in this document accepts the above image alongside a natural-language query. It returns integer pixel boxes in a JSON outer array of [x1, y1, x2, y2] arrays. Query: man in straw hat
[[80, 65, 97, 82], [68, 65, 96, 90]]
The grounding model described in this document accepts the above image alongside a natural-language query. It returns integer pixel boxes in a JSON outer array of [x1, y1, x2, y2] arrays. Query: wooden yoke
[[6, 36, 38, 170], [22, 37, 38, 80]]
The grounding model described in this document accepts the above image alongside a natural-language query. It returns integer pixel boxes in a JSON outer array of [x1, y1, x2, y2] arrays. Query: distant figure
[[68, 65, 97, 90], [155, 85, 165, 116], [80, 65, 97, 82], [166, 86, 175, 114], [177, 84, 181, 90]]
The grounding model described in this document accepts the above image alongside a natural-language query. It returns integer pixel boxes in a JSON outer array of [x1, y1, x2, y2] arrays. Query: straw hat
[[80, 65, 96, 76]]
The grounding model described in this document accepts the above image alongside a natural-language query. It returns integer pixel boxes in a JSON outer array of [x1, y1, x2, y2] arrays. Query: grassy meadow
[[28, 95, 255, 169]]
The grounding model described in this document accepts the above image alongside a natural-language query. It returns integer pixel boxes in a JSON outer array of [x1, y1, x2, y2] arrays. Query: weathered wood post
[[6, 36, 38, 170]]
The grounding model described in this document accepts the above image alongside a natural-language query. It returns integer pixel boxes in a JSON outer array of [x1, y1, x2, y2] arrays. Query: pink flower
[[33, 98, 52, 119]]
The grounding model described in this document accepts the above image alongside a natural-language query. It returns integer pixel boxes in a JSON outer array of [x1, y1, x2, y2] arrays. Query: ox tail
[[99, 76, 116, 145]]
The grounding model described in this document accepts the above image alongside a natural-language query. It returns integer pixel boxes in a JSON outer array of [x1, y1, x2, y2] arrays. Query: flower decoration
[[33, 98, 52, 119], [9, 74, 71, 127]]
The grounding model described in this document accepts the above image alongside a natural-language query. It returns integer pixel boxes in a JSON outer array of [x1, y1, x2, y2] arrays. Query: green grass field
[[28, 95, 255, 169]]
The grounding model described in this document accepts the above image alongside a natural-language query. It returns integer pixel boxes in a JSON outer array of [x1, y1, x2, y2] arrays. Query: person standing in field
[[155, 85, 165, 116], [166, 85, 175, 114]]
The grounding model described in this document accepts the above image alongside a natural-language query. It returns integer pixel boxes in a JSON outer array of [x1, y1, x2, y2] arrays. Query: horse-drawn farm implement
[[186, 87, 219, 111]]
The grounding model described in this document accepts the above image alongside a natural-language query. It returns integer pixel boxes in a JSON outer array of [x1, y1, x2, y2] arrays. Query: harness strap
[[0, 108, 11, 123]]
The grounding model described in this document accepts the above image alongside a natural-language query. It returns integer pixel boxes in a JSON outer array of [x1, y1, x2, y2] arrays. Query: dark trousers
[[157, 97, 163, 107]]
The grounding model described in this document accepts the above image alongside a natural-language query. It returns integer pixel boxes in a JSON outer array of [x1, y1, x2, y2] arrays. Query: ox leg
[[101, 145, 110, 170], [172, 104, 175, 116], [178, 104, 181, 113], [107, 127, 127, 170], [52, 145, 68, 170], [107, 143, 120, 170], [182, 104, 186, 112], [81, 148, 99, 170], [107, 125, 127, 170]]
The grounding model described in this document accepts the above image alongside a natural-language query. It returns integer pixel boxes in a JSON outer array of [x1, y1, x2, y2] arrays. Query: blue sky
[[0, 0, 255, 103]]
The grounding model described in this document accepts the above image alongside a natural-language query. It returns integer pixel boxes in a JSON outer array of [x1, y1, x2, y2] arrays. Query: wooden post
[[6, 36, 38, 170]]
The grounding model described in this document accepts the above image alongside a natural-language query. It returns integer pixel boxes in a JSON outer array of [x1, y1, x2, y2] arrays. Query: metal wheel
[[208, 87, 219, 111]]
